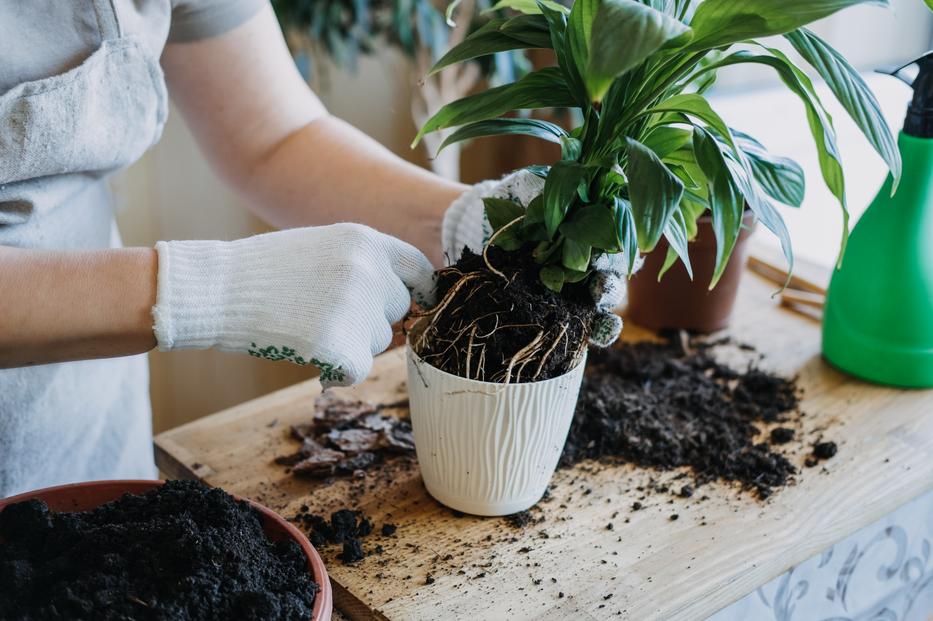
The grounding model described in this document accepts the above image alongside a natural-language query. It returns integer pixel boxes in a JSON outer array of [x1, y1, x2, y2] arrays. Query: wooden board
[[155, 266, 933, 621]]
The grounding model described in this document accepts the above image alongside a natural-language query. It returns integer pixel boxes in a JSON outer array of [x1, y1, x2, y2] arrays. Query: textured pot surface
[[627, 212, 756, 333], [407, 346, 586, 516], [0, 480, 333, 621]]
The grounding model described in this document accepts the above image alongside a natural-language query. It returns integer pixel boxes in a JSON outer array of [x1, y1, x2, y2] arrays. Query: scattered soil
[[291, 508, 383, 565], [0, 480, 317, 621], [276, 393, 414, 479], [806, 441, 839, 467], [561, 337, 809, 498], [410, 246, 596, 383]]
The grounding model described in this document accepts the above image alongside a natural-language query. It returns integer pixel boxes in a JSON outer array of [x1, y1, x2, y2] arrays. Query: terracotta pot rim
[[0, 480, 333, 621]]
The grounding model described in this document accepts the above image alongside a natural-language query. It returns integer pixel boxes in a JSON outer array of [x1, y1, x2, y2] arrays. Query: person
[[0, 0, 626, 498]]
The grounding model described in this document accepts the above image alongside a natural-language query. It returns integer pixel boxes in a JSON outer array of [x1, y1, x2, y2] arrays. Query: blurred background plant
[[272, 0, 537, 180]]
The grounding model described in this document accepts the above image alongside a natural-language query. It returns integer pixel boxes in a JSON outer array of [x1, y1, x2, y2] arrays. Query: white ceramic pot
[[406, 344, 586, 516]]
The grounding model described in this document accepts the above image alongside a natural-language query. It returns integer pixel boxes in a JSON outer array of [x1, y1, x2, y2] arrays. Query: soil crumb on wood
[[561, 338, 804, 499], [276, 392, 414, 479], [0, 480, 317, 621], [292, 508, 377, 565], [411, 246, 595, 383]]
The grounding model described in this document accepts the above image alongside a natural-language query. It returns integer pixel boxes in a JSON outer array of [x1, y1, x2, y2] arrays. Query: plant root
[[408, 246, 596, 383]]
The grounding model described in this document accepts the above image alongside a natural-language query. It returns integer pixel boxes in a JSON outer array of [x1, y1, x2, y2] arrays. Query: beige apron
[[0, 0, 167, 496]]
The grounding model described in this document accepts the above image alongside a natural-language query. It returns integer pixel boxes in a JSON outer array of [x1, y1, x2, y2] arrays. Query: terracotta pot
[[626, 212, 756, 333], [0, 480, 333, 621]]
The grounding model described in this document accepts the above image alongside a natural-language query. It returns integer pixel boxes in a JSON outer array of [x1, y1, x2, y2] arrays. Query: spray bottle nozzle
[[879, 51, 933, 138]]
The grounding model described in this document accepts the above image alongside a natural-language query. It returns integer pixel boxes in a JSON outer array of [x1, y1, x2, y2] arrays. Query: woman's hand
[[153, 223, 435, 387], [442, 170, 641, 347]]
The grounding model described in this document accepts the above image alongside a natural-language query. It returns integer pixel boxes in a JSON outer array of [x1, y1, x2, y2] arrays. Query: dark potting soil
[[561, 338, 808, 498], [0, 480, 317, 621], [412, 246, 596, 383]]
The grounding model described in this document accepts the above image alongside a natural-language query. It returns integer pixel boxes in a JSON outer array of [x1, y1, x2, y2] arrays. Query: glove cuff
[[152, 238, 260, 352]]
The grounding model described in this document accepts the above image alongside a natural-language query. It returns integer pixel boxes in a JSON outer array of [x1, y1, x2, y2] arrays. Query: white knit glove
[[443, 170, 642, 347], [152, 223, 435, 388]]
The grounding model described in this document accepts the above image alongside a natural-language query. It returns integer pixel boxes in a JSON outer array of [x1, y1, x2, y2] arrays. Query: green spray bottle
[[823, 52, 933, 387]]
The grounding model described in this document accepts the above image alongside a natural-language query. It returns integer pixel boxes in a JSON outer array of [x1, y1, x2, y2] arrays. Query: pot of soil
[[627, 211, 757, 334], [0, 479, 332, 621], [407, 247, 592, 516]]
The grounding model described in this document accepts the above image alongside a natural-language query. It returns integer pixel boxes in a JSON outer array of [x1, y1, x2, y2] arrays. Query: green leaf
[[485, 0, 570, 15], [562, 238, 593, 271], [661, 201, 694, 280], [483, 198, 526, 250], [643, 126, 693, 158], [540, 265, 566, 291], [733, 130, 805, 207], [586, 0, 691, 101], [693, 128, 744, 289], [613, 197, 640, 276], [439, 118, 568, 153], [657, 245, 680, 281], [560, 204, 621, 250], [524, 194, 546, 224], [429, 16, 551, 75], [543, 161, 585, 237], [703, 48, 848, 259], [626, 138, 685, 252], [925, 0, 933, 9], [647, 94, 734, 149], [786, 28, 901, 191], [413, 67, 576, 146], [688, 0, 889, 50], [567, 0, 598, 80], [560, 135, 583, 161], [539, 0, 590, 108], [483, 197, 525, 230]]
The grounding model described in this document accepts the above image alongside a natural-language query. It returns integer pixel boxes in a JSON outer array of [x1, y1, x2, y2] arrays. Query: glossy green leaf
[[560, 135, 583, 161], [612, 197, 640, 276], [567, 0, 598, 80], [543, 161, 585, 237], [562, 238, 593, 271], [413, 67, 575, 146], [586, 0, 691, 101], [429, 16, 551, 75], [786, 28, 901, 190], [688, 0, 888, 50], [703, 48, 848, 259], [661, 202, 694, 280], [560, 203, 621, 250], [439, 118, 568, 153], [693, 128, 744, 288], [485, 0, 570, 15], [626, 138, 685, 252], [657, 246, 680, 281], [733, 130, 806, 207], [538, 1, 590, 108], [643, 126, 693, 158]]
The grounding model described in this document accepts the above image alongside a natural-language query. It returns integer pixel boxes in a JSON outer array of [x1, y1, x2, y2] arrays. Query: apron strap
[[92, 0, 123, 41]]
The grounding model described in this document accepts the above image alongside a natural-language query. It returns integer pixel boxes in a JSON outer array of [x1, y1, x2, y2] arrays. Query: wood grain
[[154, 266, 933, 621]]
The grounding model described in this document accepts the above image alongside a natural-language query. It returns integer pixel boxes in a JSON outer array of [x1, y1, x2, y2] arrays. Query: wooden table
[[155, 265, 933, 620]]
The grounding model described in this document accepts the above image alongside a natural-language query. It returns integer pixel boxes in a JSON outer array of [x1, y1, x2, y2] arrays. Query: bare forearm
[[239, 116, 465, 264], [161, 6, 465, 266], [0, 247, 157, 367]]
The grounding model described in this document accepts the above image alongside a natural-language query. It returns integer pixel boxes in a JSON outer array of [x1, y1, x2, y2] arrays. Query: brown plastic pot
[[0, 480, 332, 621], [626, 211, 756, 333]]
